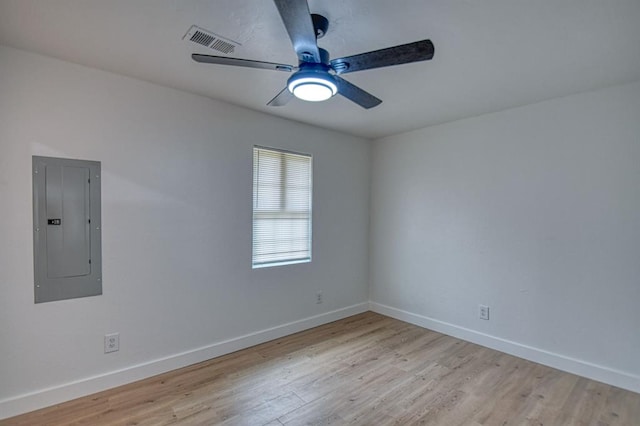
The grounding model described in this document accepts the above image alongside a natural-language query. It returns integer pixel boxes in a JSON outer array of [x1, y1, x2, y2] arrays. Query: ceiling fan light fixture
[[287, 71, 337, 102], [191, 1, 433, 109]]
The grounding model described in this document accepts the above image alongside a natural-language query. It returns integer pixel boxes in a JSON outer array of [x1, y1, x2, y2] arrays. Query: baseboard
[[369, 302, 640, 394], [0, 302, 369, 420]]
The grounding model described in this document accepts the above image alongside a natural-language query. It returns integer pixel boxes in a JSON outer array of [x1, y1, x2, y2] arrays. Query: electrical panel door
[[33, 156, 102, 303]]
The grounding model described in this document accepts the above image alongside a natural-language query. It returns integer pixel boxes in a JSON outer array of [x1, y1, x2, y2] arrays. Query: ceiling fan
[[192, 0, 434, 109]]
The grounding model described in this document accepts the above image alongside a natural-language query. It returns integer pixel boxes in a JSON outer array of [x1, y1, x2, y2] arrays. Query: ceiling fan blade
[[267, 87, 294, 106], [192, 54, 295, 72], [330, 40, 434, 75], [334, 76, 382, 109], [273, 0, 321, 63]]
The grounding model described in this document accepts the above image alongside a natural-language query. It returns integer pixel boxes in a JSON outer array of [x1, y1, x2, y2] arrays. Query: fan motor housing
[[310, 48, 331, 66]]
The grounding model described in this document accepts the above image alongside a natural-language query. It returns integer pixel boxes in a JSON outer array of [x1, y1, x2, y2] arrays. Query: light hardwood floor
[[3, 312, 639, 425]]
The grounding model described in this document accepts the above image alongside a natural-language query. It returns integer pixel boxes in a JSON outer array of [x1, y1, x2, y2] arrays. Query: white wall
[[0, 45, 370, 418], [370, 81, 640, 392], [2, 42, 638, 419]]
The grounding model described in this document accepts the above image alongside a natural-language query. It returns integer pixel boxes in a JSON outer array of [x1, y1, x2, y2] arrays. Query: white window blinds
[[252, 146, 312, 268]]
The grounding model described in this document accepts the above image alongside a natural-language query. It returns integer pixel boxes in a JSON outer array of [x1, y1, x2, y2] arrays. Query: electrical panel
[[33, 156, 102, 303]]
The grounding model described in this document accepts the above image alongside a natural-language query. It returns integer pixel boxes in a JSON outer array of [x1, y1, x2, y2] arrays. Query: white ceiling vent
[[183, 25, 240, 54]]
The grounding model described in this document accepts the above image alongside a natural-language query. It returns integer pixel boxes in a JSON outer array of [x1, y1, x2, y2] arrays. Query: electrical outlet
[[479, 305, 490, 320], [316, 291, 323, 304], [104, 333, 119, 353]]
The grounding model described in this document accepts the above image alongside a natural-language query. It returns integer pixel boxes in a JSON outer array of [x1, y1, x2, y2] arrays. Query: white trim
[[369, 302, 640, 394], [0, 302, 369, 420]]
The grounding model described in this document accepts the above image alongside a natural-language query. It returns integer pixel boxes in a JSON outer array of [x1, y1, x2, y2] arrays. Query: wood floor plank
[[2, 312, 638, 426]]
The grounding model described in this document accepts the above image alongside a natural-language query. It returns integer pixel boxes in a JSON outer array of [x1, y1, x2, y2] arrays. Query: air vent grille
[[191, 30, 215, 47], [183, 25, 240, 54]]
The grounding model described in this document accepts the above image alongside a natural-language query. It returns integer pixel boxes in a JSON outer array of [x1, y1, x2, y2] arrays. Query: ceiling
[[1, 0, 639, 139]]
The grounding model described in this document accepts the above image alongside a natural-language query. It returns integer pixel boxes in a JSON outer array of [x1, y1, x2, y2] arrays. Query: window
[[252, 146, 312, 268]]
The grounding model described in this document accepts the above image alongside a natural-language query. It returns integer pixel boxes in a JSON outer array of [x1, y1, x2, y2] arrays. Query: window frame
[[252, 145, 313, 269]]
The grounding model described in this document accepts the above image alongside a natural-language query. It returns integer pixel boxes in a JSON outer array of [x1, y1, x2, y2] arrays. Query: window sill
[[252, 258, 311, 269]]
